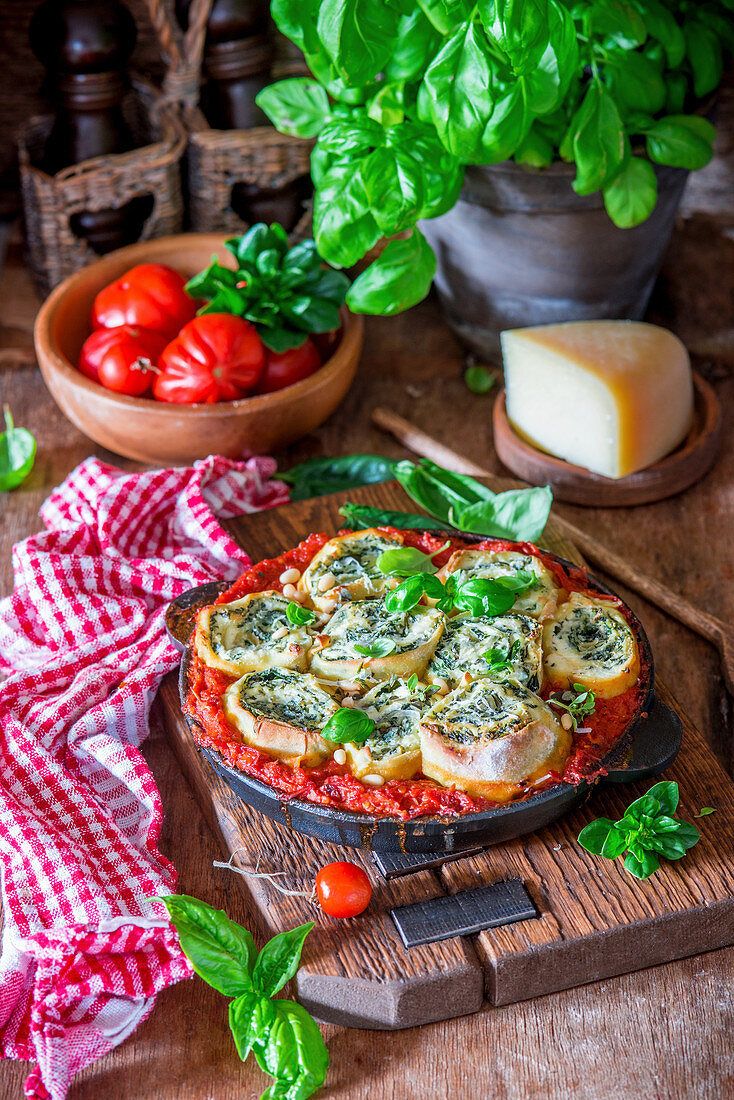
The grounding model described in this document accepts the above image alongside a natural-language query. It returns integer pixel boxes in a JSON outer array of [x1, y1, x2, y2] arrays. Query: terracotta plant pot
[[420, 160, 689, 359], [34, 233, 363, 465]]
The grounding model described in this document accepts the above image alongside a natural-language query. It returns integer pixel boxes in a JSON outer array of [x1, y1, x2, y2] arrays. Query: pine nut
[[333, 749, 347, 765], [272, 625, 289, 640], [317, 571, 337, 592], [435, 678, 450, 695], [338, 680, 360, 692], [279, 567, 301, 584], [362, 773, 385, 787], [561, 713, 574, 730], [282, 583, 300, 600]]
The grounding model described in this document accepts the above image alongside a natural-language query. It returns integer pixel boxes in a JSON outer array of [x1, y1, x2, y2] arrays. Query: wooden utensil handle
[[371, 406, 729, 655]]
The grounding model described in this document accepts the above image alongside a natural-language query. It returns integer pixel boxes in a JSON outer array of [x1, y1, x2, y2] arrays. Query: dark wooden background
[[1, 213, 733, 1096]]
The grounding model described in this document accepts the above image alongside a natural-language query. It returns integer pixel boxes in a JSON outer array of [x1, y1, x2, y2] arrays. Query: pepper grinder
[[29, 0, 153, 254]]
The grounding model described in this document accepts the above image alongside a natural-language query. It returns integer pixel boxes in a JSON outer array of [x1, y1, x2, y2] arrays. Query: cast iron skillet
[[165, 534, 682, 854]]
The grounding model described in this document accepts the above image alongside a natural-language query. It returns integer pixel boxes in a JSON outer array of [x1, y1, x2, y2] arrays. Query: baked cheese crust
[[297, 529, 404, 611], [195, 591, 312, 675], [310, 600, 445, 682], [344, 679, 422, 781], [437, 549, 560, 619], [223, 668, 336, 766], [426, 612, 543, 692], [420, 679, 571, 800], [543, 592, 640, 698]]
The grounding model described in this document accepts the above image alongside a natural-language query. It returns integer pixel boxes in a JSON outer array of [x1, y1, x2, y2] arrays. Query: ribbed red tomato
[[255, 337, 322, 394], [314, 862, 372, 918], [153, 313, 265, 404], [91, 263, 197, 340], [77, 324, 168, 395]]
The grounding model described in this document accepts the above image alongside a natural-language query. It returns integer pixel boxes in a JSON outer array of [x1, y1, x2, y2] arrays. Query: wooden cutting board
[[159, 480, 734, 1030]]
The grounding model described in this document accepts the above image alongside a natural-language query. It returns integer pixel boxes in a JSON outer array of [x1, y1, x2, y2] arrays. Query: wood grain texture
[[159, 480, 734, 1024], [1, 217, 733, 1098]]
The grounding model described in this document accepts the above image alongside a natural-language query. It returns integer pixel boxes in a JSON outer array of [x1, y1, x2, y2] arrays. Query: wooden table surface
[[1, 218, 733, 1099]]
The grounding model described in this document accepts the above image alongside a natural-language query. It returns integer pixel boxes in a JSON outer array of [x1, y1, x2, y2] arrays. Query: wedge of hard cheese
[[502, 321, 694, 479]]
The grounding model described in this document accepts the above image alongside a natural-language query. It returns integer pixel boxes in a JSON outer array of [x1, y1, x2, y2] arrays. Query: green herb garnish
[[282, 455, 394, 502], [407, 673, 419, 691], [384, 572, 447, 613], [696, 807, 717, 818], [483, 640, 521, 675], [577, 782, 701, 880], [464, 365, 496, 395], [354, 639, 397, 659], [286, 602, 316, 626], [549, 683, 596, 730], [153, 895, 328, 1098], [377, 541, 449, 577], [339, 502, 449, 532], [322, 707, 375, 744], [186, 223, 350, 353], [0, 405, 36, 491]]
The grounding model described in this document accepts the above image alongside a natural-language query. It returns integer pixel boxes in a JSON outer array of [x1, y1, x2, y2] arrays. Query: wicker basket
[[18, 77, 186, 295]]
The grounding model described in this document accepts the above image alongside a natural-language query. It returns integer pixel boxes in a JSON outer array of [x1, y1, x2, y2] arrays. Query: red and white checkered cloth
[[0, 454, 290, 1099]]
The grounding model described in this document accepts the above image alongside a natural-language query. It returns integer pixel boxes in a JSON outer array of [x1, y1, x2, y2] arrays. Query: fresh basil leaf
[[396, 460, 495, 522], [385, 9, 441, 81], [493, 568, 535, 592], [568, 80, 628, 196], [646, 115, 716, 171], [0, 406, 36, 492], [255, 999, 329, 1100], [256, 79, 330, 138], [407, 673, 419, 690], [477, 0, 549, 74], [360, 145, 424, 235], [604, 51, 666, 117], [286, 602, 316, 626], [695, 807, 717, 818], [590, 0, 647, 48], [314, 167, 381, 269], [464, 364, 496, 394], [456, 486, 552, 543], [684, 18, 723, 98], [514, 124, 554, 168], [479, 82, 531, 165], [339, 502, 450, 532], [649, 833, 688, 860], [421, 21, 495, 161], [523, 0, 579, 114], [346, 229, 436, 315], [252, 922, 315, 1000], [624, 847, 660, 879], [385, 572, 445, 612], [453, 577, 517, 618], [367, 82, 406, 127], [229, 990, 277, 1062], [259, 326, 312, 353], [633, 0, 684, 67], [577, 818, 616, 856], [280, 454, 395, 501], [377, 545, 442, 576], [600, 825, 629, 859], [672, 821, 701, 850], [651, 815, 681, 833], [603, 156, 658, 229], [644, 781, 679, 816], [307, 266, 350, 304], [354, 639, 398, 657], [280, 295, 342, 334], [664, 72, 687, 116], [417, 0, 472, 35], [624, 793, 662, 820], [317, 0, 400, 86], [322, 708, 375, 743], [156, 895, 257, 997]]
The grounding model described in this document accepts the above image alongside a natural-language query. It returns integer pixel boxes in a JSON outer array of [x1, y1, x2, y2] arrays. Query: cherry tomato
[[77, 325, 167, 395], [91, 263, 197, 340], [315, 862, 372, 918], [153, 313, 265, 404], [255, 337, 322, 395]]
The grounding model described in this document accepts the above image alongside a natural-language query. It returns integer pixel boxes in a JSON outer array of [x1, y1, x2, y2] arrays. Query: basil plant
[[257, 0, 733, 315]]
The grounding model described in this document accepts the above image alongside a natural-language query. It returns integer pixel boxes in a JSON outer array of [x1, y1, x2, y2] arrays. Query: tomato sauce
[[186, 528, 650, 821]]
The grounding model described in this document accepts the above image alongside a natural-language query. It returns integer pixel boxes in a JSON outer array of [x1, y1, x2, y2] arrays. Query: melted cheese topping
[[438, 549, 559, 618], [543, 592, 640, 698], [196, 591, 312, 675], [422, 678, 550, 743], [426, 613, 543, 691], [310, 600, 445, 681], [344, 679, 423, 780], [298, 530, 404, 610]]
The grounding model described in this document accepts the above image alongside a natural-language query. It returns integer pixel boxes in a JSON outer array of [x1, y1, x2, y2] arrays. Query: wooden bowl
[[34, 233, 364, 465], [493, 372, 722, 507]]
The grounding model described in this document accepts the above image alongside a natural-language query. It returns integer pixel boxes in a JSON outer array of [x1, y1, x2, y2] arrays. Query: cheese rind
[[501, 321, 694, 479]]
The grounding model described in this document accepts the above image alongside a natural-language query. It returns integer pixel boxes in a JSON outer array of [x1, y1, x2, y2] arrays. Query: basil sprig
[[286, 602, 316, 626], [483, 639, 520, 675], [377, 541, 449, 577], [282, 455, 553, 544], [577, 782, 701, 880], [549, 683, 597, 730], [185, 223, 350, 353], [339, 502, 449, 532], [0, 405, 36, 492], [154, 895, 328, 1099], [258, 3, 729, 315], [322, 708, 375, 743], [384, 569, 535, 617], [354, 639, 397, 658]]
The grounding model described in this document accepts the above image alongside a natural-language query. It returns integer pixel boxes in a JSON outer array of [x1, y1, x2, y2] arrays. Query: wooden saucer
[[492, 372, 722, 507]]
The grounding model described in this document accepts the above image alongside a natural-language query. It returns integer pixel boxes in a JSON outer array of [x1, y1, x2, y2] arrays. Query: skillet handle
[[165, 580, 228, 653], [602, 694, 682, 785]]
